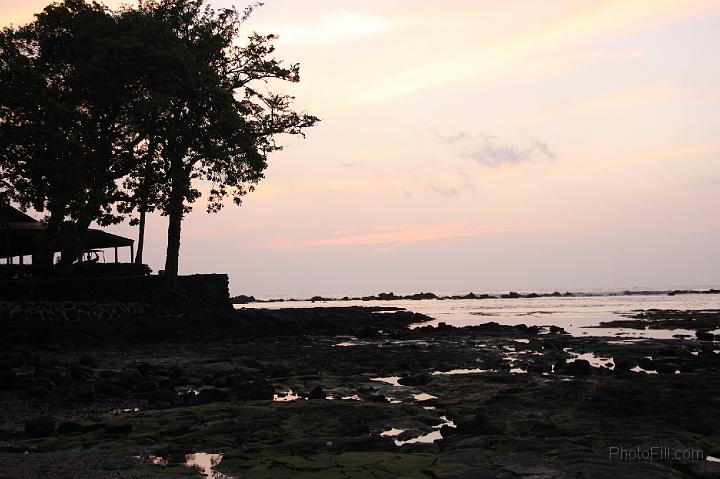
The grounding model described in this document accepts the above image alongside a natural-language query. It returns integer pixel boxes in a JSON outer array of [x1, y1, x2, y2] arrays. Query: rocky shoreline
[[2, 307, 720, 477], [231, 289, 720, 304]]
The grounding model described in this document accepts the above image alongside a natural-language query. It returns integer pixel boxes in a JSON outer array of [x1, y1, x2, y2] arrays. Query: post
[[130, 244, 135, 263], [114, 247, 118, 263]]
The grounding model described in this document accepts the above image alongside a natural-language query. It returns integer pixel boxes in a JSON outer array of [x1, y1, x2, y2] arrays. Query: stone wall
[[0, 274, 230, 320]]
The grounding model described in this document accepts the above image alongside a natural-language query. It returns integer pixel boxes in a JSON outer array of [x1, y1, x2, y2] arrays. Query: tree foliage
[[0, 0, 318, 285]]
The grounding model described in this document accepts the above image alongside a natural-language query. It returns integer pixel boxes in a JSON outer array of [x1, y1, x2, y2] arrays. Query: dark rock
[[440, 424, 457, 438], [25, 417, 55, 438], [148, 389, 176, 404], [308, 385, 327, 400], [197, 387, 233, 403], [79, 355, 98, 368], [696, 331, 716, 342], [549, 325, 566, 334], [103, 419, 133, 434], [613, 357, 636, 371], [70, 364, 93, 380], [456, 410, 502, 435], [33, 377, 55, 390], [26, 385, 50, 398], [0, 371, 16, 390], [241, 378, 275, 400], [557, 359, 593, 375], [134, 380, 159, 393], [655, 362, 679, 374], [230, 294, 256, 304], [356, 326, 379, 339], [398, 372, 432, 386], [93, 381, 126, 398], [75, 385, 96, 401], [57, 421, 83, 435]]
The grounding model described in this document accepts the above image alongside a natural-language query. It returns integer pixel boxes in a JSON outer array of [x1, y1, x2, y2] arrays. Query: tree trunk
[[135, 208, 146, 264], [135, 140, 156, 265], [164, 163, 185, 291], [33, 214, 61, 267]]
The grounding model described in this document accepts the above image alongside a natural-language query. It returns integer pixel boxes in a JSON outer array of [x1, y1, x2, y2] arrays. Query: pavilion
[[0, 202, 134, 265]]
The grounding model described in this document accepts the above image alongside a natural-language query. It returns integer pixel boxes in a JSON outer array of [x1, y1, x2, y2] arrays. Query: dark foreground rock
[[1, 307, 720, 478]]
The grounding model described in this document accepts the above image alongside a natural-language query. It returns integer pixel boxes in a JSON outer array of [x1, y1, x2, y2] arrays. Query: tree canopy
[[0, 0, 318, 286]]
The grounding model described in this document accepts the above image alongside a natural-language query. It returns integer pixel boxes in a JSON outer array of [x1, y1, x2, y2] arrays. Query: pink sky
[[3, 0, 720, 296]]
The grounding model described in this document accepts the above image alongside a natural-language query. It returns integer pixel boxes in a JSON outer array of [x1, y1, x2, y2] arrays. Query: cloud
[[354, 0, 719, 102], [470, 135, 556, 167], [253, 222, 528, 250], [430, 185, 459, 198], [435, 131, 557, 168], [254, 12, 409, 45], [341, 161, 359, 168]]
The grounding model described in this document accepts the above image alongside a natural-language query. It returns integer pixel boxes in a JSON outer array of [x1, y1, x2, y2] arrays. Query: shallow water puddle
[[413, 393, 437, 401], [371, 376, 402, 386], [273, 390, 302, 401], [432, 368, 494, 375], [186, 453, 233, 479], [386, 415, 457, 446], [630, 366, 658, 374]]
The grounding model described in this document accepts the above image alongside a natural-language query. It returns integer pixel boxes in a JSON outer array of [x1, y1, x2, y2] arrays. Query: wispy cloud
[[429, 185, 460, 198], [355, 0, 719, 102], [253, 222, 528, 249], [436, 131, 557, 168], [254, 12, 410, 45]]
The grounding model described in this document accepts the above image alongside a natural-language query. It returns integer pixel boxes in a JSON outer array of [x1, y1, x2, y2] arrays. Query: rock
[[0, 371, 16, 390], [308, 385, 327, 400], [148, 389, 176, 404], [134, 380, 158, 393], [456, 410, 501, 435], [93, 381, 126, 398], [70, 364, 93, 380], [356, 326, 379, 339], [549, 325, 566, 334], [557, 359, 593, 375], [398, 372, 432, 386], [33, 377, 55, 390], [613, 357, 636, 371], [75, 385, 96, 401], [197, 386, 233, 403], [25, 417, 55, 438], [26, 385, 50, 398], [230, 294, 256, 304], [57, 421, 83, 435], [655, 362, 679, 374], [79, 355, 98, 368], [241, 378, 275, 400], [696, 331, 715, 342], [439, 424, 457, 438], [103, 419, 132, 434]]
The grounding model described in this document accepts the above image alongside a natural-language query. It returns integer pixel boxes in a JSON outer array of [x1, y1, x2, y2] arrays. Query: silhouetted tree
[[132, 0, 319, 289], [0, 0, 167, 266]]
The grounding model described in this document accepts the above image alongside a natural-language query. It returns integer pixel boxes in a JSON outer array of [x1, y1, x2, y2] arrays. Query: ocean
[[237, 290, 720, 339]]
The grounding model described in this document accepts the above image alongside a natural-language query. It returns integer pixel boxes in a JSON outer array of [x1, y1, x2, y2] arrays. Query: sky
[[2, 0, 720, 296]]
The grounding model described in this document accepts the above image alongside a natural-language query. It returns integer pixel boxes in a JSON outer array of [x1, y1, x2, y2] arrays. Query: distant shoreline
[[230, 288, 720, 305]]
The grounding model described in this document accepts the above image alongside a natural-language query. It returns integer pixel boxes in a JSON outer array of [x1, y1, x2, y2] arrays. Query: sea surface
[[237, 291, 720, 339]]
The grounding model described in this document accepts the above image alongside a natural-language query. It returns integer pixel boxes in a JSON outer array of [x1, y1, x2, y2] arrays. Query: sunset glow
[[3, 0, 719, 296]]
